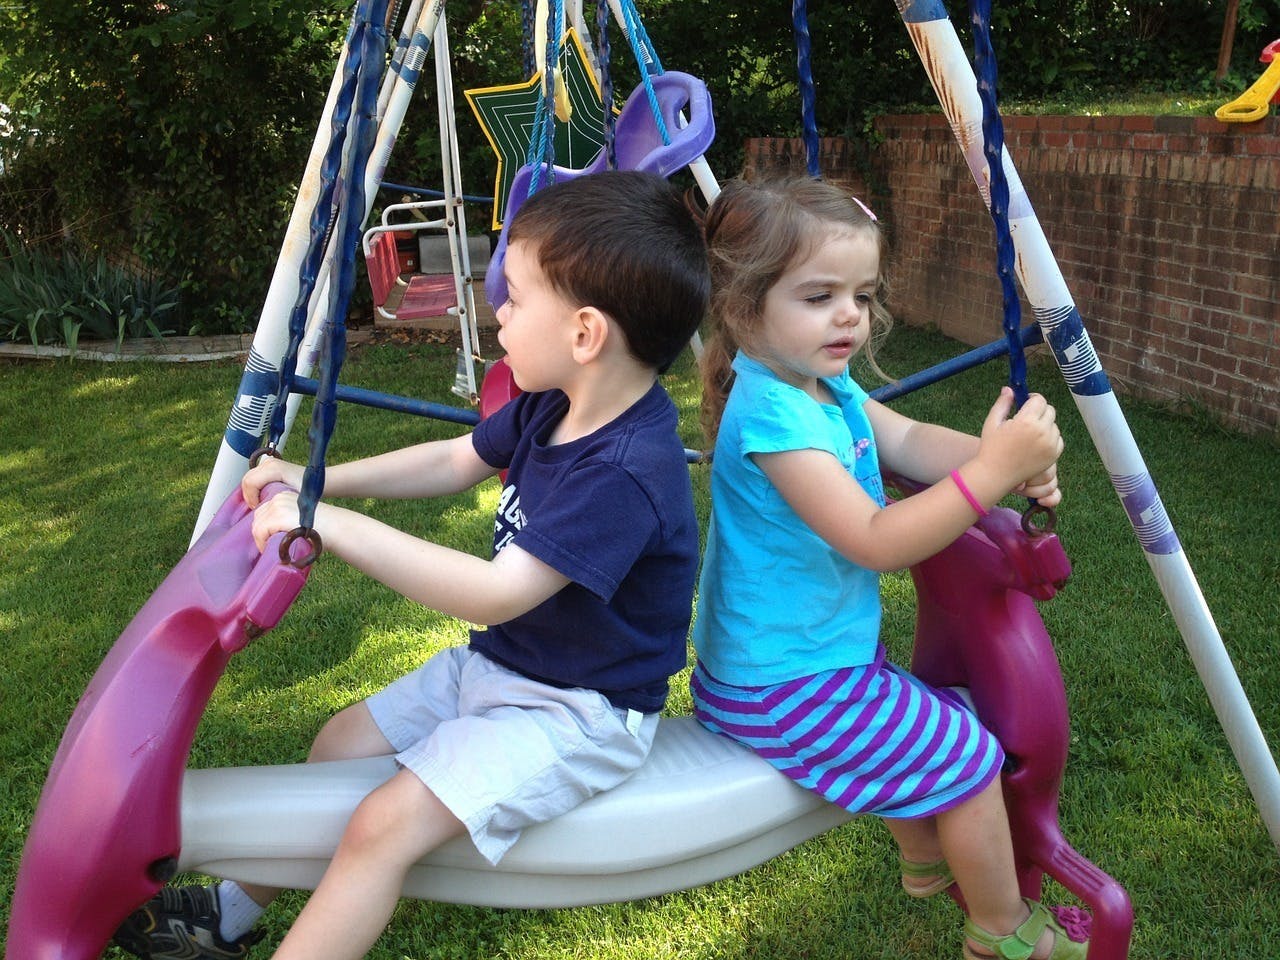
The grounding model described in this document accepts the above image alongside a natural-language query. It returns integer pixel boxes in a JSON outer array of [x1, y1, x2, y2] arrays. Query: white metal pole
[[380, 0, 427, 118], [295, 0, 446, 374], [193, 0, 446, 541], [192, 40, 353, 540], [434, 15, 484, 400], [898, 0, 1280, 853]]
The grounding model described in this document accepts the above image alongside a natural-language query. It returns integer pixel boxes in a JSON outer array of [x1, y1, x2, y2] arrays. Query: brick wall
[[745, 117, 1279, 437]]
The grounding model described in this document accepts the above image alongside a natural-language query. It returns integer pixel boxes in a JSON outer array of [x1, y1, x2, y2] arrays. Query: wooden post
[[1216, 0, 1240, 81]]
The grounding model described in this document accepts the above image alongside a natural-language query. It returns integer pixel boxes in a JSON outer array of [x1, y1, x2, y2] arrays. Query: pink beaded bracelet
[[950, 469, 989, 518]]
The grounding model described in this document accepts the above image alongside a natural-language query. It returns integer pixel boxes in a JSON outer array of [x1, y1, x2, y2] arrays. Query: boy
[[114, 170, 710, 960]]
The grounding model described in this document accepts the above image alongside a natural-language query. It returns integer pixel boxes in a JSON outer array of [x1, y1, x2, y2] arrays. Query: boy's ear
[[570, 306, 610, 364]]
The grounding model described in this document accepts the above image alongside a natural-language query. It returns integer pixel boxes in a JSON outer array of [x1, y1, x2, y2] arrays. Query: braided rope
[[618, 0, 669, 145], [969, 0, 1028, 408], [521, 0, 536, 78], [295, 0, 386, 529], [267, 5, 372, 456], [527, 0, 563, 193], [619, 0, 663, 72], [792, 0, 821, 178], [971, 0, 1056, 530], [597, 0, 617, 169]]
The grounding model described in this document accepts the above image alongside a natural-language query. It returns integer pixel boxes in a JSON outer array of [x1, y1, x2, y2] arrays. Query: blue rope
[[969, 0, 1028, 408], [792, 0, 821, 178], [525, 93, 549, 172], [619, 0, 663, 73], [297, 0, 388, 530], [521, 0, 536, 78], [970, 0, 1057, 532], [618, 0, 669, 145], [597, 0, 617, 170], [267, 10, 369, 453], [545, 0, 563, 173], [527, 0, 563, 194]]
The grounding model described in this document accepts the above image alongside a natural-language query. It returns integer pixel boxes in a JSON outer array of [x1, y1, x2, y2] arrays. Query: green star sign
[[465, 29, 614, 231]]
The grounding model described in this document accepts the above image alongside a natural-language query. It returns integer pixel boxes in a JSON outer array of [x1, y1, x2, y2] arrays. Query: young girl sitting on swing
[[691, 176, 1085, 960]]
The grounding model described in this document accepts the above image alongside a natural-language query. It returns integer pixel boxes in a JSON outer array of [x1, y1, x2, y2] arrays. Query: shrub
[[0, 231, 181, 351], [4, 0, 1278, 342]]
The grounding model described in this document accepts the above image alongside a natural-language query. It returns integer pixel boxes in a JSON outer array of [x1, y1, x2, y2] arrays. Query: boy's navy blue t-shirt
[[468, 381, 697, 713]]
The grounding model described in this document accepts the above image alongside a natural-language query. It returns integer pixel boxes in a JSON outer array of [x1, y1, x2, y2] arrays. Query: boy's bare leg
[[238, 702, 398, 908], [113, 703, 401, 959], [270, 770, 466, 960]]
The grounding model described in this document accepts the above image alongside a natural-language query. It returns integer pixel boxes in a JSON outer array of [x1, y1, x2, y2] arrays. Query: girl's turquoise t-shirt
[[693, 352, 886, 686]]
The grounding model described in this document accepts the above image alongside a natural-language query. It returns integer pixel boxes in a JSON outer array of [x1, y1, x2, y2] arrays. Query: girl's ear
[[570, 306, 610, 365]]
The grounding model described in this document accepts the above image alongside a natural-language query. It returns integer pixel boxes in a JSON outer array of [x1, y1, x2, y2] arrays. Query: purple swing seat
[[7, 484, 311, 960], [896, 478, 1134, 959], [484, 69, 715, 312]]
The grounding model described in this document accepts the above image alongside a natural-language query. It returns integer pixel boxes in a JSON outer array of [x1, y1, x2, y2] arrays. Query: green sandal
[[961, 898, 1088, 960], [899, 855, 955, 899]]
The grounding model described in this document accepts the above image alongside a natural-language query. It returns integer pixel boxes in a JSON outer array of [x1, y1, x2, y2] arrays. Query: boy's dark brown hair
[[508, 170, 710, 373]]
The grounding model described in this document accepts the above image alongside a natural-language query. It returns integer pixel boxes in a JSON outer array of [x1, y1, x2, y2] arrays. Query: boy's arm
[[323, 433, 498, 500], [243, 433, 497, 507], [252, 492, 569, 624]]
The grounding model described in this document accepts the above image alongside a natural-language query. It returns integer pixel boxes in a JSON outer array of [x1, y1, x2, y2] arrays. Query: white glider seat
[[179, 716, 852, 908]]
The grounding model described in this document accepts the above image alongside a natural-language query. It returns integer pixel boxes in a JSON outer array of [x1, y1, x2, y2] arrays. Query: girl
[[692, 177, 1083, 960]]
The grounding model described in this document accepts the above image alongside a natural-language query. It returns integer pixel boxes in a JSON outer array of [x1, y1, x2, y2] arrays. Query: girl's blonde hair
[[699, 176, 893, 445]]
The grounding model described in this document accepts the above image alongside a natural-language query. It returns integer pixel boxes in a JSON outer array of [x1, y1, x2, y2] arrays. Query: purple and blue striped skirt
[[691, 647, 1003, 819]]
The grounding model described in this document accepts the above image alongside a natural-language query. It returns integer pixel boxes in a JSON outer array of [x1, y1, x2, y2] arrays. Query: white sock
[[215, 880, 266, 940]]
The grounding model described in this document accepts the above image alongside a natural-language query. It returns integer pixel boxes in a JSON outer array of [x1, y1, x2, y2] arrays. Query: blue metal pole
[[870, 323, 1043, 404]]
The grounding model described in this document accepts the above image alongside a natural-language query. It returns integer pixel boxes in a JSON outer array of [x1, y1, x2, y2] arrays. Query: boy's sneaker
[[113, 886, 262, 960]]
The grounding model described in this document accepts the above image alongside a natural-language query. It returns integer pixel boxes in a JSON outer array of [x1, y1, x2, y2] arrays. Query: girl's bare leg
[[936, 778, 1055, 957], [881, 815, 949, 895]]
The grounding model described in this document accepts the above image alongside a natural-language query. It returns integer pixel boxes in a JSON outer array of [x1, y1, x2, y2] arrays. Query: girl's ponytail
[[699, 323, 738, 447]]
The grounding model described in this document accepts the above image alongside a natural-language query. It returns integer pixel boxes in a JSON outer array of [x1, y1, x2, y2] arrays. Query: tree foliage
[[1, 0, 1277, 336], [1, 0, 350, 332]]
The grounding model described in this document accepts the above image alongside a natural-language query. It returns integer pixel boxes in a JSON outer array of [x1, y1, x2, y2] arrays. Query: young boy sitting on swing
[[114, 170, 710, 960]]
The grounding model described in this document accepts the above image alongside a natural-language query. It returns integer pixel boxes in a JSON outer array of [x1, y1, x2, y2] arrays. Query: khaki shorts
[[366, 646, 658, 864]]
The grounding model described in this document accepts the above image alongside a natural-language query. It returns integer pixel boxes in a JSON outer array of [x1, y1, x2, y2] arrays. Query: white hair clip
[[851, 196, 878, 221]]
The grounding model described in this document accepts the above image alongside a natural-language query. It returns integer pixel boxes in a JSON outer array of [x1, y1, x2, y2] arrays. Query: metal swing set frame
[[8, 3, 1279, 960]]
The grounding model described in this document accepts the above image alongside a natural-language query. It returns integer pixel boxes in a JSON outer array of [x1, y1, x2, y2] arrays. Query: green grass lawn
[[2, 325, 1278, 959], [1002, 90, 1230, 118]]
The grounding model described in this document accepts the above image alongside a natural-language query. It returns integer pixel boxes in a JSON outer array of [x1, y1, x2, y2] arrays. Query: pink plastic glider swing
[[7, 484, 313, 959], [8, 37, 1131, 960], [6, 446, 1131, 960]]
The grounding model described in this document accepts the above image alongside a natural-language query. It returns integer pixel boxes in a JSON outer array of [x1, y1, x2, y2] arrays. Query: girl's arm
[[243, 432, 498, 508], [866, 396, 980, 484], [755, 389, 1062, 572], [252, 492, 569, 625], [870, 388, 1061, 505]]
